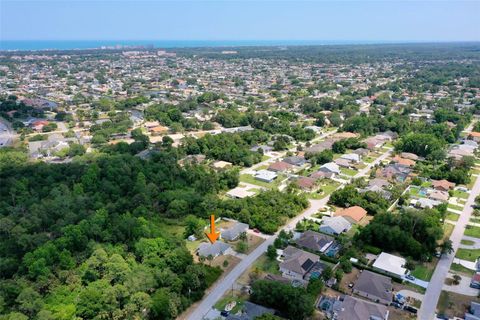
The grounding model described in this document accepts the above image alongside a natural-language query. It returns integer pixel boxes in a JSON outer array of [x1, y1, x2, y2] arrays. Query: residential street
[[188, 147, 393, 320], [418, 172, 480, 319]]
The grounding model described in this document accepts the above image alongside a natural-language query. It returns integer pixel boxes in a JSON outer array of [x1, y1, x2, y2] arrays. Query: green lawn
[[316, 181, 341, 198], [453, 190, 469, 199], [450, 263, 475, 276], [464, 225, 480, 238], [448, 203, 464, 211], [346, 224, 360, 238], [261, 155, 271, 161], [443, 223, 455, 241], [411, 264, 434, 281], [461, 239, 475, 246], [254, 255, 280, 275], [421, 181, 432, 188], [239, 173, 285, 189], [214, 297, 245, 313], [364, 156, 374, 163], [445, 212, 460, 222], [340, 167, 357, 176], [455, 248, 480, 262]]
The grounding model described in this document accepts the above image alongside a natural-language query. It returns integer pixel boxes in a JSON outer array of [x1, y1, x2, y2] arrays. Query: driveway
[[459, 235, 480, 250], [402, 276, 429, 289], [442, 272, 478, 296], [398, 289, 424, 302]]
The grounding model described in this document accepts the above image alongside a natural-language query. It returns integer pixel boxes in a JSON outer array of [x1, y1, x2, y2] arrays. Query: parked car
[[405, 274, 415, 281], [403, 305, 418, 314], [390, 302, 402, 309], [220, 310, 230, 317]]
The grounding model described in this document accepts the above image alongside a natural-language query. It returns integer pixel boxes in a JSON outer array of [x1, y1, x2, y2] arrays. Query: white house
[[341, 153, 361, 163], [372, 252, 407, 278], [319, 162, 341, 175], [254, 169, 278, 183]]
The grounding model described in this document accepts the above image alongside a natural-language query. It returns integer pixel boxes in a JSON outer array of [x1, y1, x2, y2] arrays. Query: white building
[[372, 252, 407, 278]]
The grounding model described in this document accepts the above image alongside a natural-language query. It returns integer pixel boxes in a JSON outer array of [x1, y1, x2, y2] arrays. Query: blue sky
[[1, 0, 479, 42]]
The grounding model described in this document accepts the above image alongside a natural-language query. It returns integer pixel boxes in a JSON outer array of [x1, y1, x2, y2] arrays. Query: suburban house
[[413, 197, 442, 209], [279, 246, 320, 282], [226, 301, 276, 320], [469, 131, 480, 142], [334, 206, 367, 224], [283, 155, 308, 167], [221, 222, 249, 241], [428, 190, 449, 202], [353, 147, 370, 157], [319, 216, 352, 235], [431, 179, 456, 192], [319, 162, 341, 175], [268, 161, 293, 173], [334, 158, 353, 168], [211, 160, 233, 170], [368, 178, 390, 189], [295, 176, 318, 191], [296, 230, 335, 254], [197, 241, 232, 258], [226, 188, 256, 199], [353, 270, 393, 305], [336, 295, 389, 320], [392, 155, 416, 167], [305, 139, 335, 154], [377, 163, 412, 182], [254, 169, 278, 183], [372, 252, 407, 278], [341, 153, 361, 163], [310, 170, 335, 179]]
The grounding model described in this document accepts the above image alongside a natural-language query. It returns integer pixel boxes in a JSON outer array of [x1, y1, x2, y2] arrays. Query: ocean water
[[0, 39, 394, 51]]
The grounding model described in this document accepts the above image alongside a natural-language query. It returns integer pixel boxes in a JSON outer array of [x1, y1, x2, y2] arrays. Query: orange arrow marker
[[206, 214, 219, 244]]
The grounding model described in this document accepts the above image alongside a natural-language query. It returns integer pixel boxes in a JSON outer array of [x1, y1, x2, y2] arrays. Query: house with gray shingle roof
[[221, 222, 249, 241], [353, 270, 393, 305]]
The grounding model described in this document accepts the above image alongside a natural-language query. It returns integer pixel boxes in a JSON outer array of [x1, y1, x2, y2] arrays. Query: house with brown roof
[[268, 161, 293, 173], [392, 155, 415, 167], [469, 131, 480, 142], [428, 190, 449, 202], [431, 179, 456, 192], [334, 206, 367, 223], [295, 177, 318, 191]]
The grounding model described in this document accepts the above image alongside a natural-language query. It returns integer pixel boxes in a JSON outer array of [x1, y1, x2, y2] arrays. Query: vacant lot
[[437, 290, 480, 318]]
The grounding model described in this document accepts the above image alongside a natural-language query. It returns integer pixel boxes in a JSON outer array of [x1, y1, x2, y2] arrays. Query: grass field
[[461, 239, 475, 246], [448, 203, 464, 211], [464, 225, 480, 238], [443, 223, 455, 240], [340, 167, 357, 176], [450, 263, 475, 276], [239, 173, 285, 189], [411, 264, 435, 281], [254, 255, 280, 275], [452, 190, 469, 199], [445, 212, 460, 221], [455, 248, 480, 262]]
